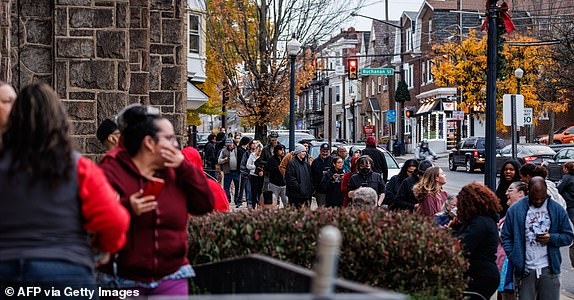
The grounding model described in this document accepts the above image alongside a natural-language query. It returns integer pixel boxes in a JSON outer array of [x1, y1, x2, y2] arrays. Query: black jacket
[[558, 173, 574, 208], [265, 155, 285, 187], [320, 168, 345, 207], [382, 175, 401, 207], [311, 155, 333, 192], [361, 146, 388, 182], [285, 156, 313, 199], [390, 175, 419, 211], [204, 141, 217, 168], [454, 214, 500, 280], [347, 171, 385, 195]]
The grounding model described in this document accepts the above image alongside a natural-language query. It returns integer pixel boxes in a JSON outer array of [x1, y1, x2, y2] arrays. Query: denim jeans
[[223, 170, 240, 205], [0, 259, 96, 299], [239, 174, 251, 205]]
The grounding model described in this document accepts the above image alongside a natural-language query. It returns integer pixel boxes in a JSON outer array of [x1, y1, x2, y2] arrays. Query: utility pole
[[485, 1, 499, 191]]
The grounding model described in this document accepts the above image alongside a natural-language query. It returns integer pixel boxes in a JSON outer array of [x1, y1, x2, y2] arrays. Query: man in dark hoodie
[[361, 136, 388, 182], [310, 143, 332, 207], [285, 144, 313, 208], [391, 160, 433, 211]]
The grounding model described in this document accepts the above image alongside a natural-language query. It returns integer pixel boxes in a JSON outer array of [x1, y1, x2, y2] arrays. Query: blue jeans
[[0, 259, 96, 299], [223, 170, 240, 205], [239, 174, 251, 205]]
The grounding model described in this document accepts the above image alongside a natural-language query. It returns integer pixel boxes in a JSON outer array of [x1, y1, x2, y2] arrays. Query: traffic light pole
[[485, 2, 498, 191]]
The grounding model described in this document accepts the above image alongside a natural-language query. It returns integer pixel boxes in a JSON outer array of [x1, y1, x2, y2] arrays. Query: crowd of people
[[1, 81, 574, 299]]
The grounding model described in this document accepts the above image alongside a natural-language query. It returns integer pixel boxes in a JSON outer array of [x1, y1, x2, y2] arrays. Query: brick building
[[0, 0, 188, 159]]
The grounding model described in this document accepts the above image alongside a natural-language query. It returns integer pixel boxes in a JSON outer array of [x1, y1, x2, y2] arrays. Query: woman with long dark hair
[[383, 159, 419, 208], [0, 83, 129, 290], [455, 183, 502, 300], [495, 160, 521, 216], [320, 156, 346, 207]]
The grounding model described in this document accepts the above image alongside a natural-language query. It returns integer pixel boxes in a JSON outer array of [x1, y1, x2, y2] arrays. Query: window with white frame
[[404, 64, 414, 89], [365, 81, 369, 98], [371, 79, 375, 96], [426, 60, 434, 83], [406, 30, 413, 51], [383, 76, 388, 91], [421, 62, 426, 86], [336, 86, 341, 103], [377, 77, 381, 94], [188, 14, 200, 54]]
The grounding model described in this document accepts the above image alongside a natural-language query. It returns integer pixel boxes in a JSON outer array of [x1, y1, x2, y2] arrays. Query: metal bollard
[[311, 225, 342, 299]]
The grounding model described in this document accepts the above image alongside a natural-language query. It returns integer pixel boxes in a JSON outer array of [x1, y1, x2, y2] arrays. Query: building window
[[188, 14, 200, 54], [406, 30, 413, 51], [377, 77, 381, 94], [366, 81, 369, 97], [426, 60, 434, 83], [383, 76, 388, 91], [371, 79, 375, 96], [336, 86, 340, 103], [421, 62, 426, 86], [404, 64, 414, 89]]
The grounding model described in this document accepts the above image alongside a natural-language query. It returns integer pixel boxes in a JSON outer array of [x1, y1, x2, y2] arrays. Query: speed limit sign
[[523, 108, 533, 125]]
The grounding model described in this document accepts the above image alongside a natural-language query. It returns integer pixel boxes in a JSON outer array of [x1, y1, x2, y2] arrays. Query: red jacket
[[98, 147, 215, 282]]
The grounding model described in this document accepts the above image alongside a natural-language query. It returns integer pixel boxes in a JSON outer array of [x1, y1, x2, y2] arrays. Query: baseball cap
[[320, 143, 330, 150], [225, 138, 234, 145], [96, 118, 118, 143]]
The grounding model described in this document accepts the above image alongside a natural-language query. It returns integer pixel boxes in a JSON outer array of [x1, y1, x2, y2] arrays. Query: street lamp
[[287, 35, 301, 152]]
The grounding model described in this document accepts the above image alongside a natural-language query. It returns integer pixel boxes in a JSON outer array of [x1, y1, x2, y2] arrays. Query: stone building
[[0, 0, 187, 159]]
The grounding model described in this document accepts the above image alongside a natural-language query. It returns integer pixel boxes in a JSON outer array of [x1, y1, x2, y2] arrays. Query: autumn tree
[[205, 0, 364, 141], [432, 30, 562, 131]]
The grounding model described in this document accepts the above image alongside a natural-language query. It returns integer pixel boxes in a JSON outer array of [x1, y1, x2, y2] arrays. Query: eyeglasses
[[335, 161, 344, 164]]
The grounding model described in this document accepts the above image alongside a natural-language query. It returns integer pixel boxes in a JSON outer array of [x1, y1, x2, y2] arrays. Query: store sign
[[453, 111, 464, 120], [363, 125, 374, 134], [443, 102, 455, 111]]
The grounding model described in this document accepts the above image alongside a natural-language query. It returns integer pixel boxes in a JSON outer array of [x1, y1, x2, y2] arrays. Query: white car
[[342, 144, 400, 179]]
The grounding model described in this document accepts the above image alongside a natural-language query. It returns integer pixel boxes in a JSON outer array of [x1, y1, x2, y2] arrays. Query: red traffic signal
[[405, 108, 415, 118], [348, 58, 358, 80]]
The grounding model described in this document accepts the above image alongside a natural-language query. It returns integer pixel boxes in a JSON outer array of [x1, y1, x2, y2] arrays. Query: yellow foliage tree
[[433, 30, 564, 131]]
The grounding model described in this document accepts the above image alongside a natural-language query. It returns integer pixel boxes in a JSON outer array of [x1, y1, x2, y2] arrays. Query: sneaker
[[235, 204, 242, 208]]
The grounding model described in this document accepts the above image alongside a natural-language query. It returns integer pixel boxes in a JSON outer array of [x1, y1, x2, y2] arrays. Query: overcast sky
[[350, 0, 425, 31]]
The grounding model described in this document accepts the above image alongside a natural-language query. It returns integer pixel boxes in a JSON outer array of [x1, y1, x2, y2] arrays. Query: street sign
[[453, 111, 464, 120], [363, 125, 374, 134], [387, 110, 396, 123], [503, 94, 524, 126], [335, 65, 344, 76], [523, 108, 533, 125], [360, 68, 394, 76]]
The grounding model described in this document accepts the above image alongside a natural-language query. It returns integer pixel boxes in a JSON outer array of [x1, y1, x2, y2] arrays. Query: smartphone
[[142, 178, 165, 198]]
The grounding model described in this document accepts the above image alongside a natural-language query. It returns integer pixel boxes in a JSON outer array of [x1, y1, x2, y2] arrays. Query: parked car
[[196, 132, 211, 151], [308, 141, 344, 159], [449, 137, 505, 173], [341, 144, 400, 179], [277, 132, 316, 147], [542, 146, 574, 182], [496, 144, 556, 174], [538, 126, 574, 145]]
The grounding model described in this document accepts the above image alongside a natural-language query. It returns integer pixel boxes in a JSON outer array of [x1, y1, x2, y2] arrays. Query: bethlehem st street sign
[[360, 68, 394, 76]]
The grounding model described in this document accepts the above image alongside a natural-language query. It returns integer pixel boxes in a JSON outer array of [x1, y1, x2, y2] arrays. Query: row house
[[299, 28, 367, 142], [187, 0, 209, 111]]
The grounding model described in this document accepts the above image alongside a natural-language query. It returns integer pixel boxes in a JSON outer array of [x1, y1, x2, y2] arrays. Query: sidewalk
[[393, 151, 450, 162]]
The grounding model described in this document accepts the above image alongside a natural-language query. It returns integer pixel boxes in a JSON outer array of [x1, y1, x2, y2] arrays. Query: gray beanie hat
[[293, 144, 306, 155]]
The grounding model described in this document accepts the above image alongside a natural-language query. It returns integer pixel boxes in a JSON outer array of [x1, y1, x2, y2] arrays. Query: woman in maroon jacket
[[98, 104, 215, 296]]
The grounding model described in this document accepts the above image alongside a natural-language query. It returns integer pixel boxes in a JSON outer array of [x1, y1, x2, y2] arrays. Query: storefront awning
[[187, 82, 209, 110], [415, 99, 439, 115], [368, 98, 381, 112]]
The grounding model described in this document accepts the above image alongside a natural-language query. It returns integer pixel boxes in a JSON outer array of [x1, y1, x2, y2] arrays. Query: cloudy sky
[[350, 0, 425, 31]]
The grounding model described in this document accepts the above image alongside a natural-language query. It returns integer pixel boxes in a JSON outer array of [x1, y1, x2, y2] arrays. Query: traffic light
[[405, 108, 415, 118], [348, 58, 358, 80]]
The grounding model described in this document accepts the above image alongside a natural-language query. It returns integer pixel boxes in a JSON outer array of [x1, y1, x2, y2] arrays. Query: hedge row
[[187, 208, 468, 299]]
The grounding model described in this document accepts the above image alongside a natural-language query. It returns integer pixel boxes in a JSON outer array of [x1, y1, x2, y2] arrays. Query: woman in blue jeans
[[558, 161, 574, 267], [0, 84, 129, 296]]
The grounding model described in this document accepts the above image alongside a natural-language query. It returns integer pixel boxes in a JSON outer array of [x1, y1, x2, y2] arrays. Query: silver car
[[341, 144, 400, 178]]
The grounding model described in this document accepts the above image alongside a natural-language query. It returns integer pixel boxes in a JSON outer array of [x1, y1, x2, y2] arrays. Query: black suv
[[449, 137, 505, 173]]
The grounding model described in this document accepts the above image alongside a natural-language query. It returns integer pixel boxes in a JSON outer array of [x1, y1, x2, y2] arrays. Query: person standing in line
[[0, 81, 16, 133], [413, 167, 448, 217], [98, 105, 214, 296], [311, 143, 333, 207], [390, 160, 434, 211], [361, 136, 388, 182], [349, 187, 378, 208], [520, 164, 567, 209], [320, 156, 346, 208], [336, 146, 350, 173], [501, 177, 573, 300], [0, 83, 129, 292], [238, 137, 253, 207], [96, 118, 121, 151], [347, 156, 385, 206], [557, 161, 574, 268], [453, 183, 502, 300], [495, 160, 522, 216], [247, 140, 265, 209], [203, 133, 218, 179], [218, 138, 241, 206], [279, 140, 313, 177], [265, 144, 287, 208], [285, 144, 313, 208], [496, 181, 528, 300], [383, 159, 419, 208], [341, 156, 359, 208]]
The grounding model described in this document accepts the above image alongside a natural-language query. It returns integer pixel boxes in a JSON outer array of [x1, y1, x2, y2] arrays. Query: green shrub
[[187, 208, 468, 299]]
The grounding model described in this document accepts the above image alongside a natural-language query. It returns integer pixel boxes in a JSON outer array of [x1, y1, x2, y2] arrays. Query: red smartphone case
[[142, 178, 165, 198]]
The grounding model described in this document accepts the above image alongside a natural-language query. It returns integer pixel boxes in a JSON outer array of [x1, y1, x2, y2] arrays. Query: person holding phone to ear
[[98, 104, 215, 297]]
